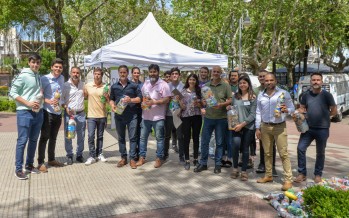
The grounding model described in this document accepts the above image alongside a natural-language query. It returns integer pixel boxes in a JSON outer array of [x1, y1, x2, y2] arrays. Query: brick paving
[[0, 112, 348, 217]]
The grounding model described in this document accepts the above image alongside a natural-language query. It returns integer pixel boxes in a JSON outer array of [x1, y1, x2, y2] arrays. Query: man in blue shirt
[[37, 58, 65, 172], [109, 65, 142, 169]]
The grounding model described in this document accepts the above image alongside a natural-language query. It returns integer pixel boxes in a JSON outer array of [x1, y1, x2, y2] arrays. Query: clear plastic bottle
[[141, 92, 151, 110], [100, 83, 109, 103], [274, 92, 285, 118], [66, 116, 76, 139], [53, 89, 61, 112], [32, 93, 43, 113], [115, 96, 128, 115], [293, 110, 309, 133], [227, 106, 239, 130]]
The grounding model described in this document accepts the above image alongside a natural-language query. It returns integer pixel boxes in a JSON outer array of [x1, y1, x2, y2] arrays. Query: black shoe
[[238, 161, 243, 167], [179, 157, 185, 164], [214, 165, 222, 174], [194, 164, 208, 173], [76, 156, 84, 163], [184, 161, 190, 170], [256, 164, 265, 173], [193, 159, 198, 166], [272, 168, 278, 177], [15, 171, 28, 180], [65, 157, 73, 165], [163, 155, 169, 162], [25, 164, 40, 174], [222, 160, 232, 168], [247, 159, 254, 169], [171, 145, 179, 153]]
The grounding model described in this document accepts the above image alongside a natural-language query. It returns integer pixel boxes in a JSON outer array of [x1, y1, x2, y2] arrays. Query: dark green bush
[[303, 185, 349, 218], [0, 98, 16, 112]]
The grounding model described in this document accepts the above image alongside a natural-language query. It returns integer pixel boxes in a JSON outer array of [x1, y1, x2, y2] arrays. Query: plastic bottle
[[66, 116, 76, 139], [190, 95, 197, 109], [227, 106, 239, 130], [32, 93, 43, 113], [201, 86, 217, 107], [274, 92, 285, 118], [53, 89, 61, 112], [141, 92, 151, 110], [293, 110, 309, 133], [169, 98, 180, 112], [100, 83, 109, 103], [115, 96, 128, 115], [263, 192, 281, 200]]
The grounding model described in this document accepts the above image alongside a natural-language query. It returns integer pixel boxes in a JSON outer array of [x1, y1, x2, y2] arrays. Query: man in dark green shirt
[[194, 66, 232, 174]]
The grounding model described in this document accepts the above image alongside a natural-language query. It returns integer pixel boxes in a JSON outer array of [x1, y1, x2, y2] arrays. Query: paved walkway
[[0, 113, 348, 217]]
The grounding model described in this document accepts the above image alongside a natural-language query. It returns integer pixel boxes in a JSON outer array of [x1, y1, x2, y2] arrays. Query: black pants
[[38, 110, 62, 164], [259, 140, 276, 167], [164, 115, 183, 158], [182, 115, 202, 160]]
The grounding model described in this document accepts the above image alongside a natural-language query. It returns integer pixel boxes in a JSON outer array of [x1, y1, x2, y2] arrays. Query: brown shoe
[[154, 158, 162, 168], [48, 160, 64, 167], [230, 169, 239, 179], [314, 175, 322, 183], [293, 174, 307, 183], [241, 171, 248, 181], [136, 157, 146, 166], [130, 160, 137, 169], [281, 181, 293, 191], [117, 158, 127, 167], [37, 164, 48, 173], [257, 176, 273, 183]]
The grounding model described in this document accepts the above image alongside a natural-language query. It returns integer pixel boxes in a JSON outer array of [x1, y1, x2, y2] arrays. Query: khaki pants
[[260, 122, 292, 182]]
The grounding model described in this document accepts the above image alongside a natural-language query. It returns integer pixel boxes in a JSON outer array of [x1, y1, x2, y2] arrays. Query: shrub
[[0, 86, 9, 96], [303, 185, 349, 218], [0, 98, 16, 112]]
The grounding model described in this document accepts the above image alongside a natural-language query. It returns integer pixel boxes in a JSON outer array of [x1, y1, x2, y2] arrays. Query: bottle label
[[68, 125, 76, 132]]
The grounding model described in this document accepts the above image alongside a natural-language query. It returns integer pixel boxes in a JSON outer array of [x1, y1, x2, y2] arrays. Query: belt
[[262, 121, 285, 126], [75, 110, 85, 114]]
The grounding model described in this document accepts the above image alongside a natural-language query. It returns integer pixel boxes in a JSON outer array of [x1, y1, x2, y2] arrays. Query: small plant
[[302, 185, 349, 218], [0, 98, 16, 112]]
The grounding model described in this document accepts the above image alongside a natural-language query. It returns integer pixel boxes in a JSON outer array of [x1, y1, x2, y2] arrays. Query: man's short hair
[[265, 72, 276, 80], [118, 65, 129, 73], [259, 69, 269, 73], [310, 72, 323, 79], [148, 64, 160, 72], [94, 67, 104, 76], [164, 70, 171, 76], [170, 67, 181, 75], [51, 58, 64, 67], [28, 53, 42, 62], [70, 67, 80, 72]]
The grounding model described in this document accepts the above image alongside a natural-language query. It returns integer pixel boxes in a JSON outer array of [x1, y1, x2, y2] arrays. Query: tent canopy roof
[[86, 12, 228, 70]]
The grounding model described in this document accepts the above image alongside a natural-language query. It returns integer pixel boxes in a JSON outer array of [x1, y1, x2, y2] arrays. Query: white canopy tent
[[85, 12, 228, 70]]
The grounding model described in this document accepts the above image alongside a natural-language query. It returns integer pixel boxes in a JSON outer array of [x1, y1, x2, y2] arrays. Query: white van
[[297, 73, 349, 121]]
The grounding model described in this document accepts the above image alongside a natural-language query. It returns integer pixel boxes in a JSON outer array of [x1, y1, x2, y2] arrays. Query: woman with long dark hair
[[179, 74, 202, 170], [227, 75, 256, 181]]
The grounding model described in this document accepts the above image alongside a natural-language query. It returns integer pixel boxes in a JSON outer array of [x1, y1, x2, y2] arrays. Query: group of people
[[11, 53, 337, 192]]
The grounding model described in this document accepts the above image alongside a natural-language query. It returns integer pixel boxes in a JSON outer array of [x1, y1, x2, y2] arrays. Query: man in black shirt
[[293, 72, 337, 184], [109, 65, 142, 169]]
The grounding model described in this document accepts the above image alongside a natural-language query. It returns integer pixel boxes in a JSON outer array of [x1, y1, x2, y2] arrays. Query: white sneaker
[[98, 154, 108, 162], [85, 157, 96, 165]]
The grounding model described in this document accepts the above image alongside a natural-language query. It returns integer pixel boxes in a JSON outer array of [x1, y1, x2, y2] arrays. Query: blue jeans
[[64, 112, 86, 158], [15, 109, 44, 172], [297, 128, 329, 176], [114, 114, 138, 160], [87, 118, 107, 158], [139, 119, 165, 159], [231, 128, 255, 171], [200, 118, 227, 166]]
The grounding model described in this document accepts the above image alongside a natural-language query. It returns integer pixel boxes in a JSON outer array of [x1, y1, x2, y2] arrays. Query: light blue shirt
[[255, 87, 294, 128], [41, 73, 65, 115]]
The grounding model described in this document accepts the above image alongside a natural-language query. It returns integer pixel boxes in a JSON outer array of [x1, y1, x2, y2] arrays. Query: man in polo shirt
[[37, 58, 65, 173], [255, 73, 295, 191], [84, 68, 109, 165], [194, 66, 232, 174], [61, 67, 86, 165], [137, 64, 171, 168], [109, 65, 142, 169]]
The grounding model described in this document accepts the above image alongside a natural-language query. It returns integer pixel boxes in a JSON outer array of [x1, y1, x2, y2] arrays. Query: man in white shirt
[[61, 67, 86, 165]]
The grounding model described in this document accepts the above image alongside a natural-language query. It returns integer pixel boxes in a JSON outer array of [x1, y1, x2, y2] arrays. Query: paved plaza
[[0, 113, 348, 217]]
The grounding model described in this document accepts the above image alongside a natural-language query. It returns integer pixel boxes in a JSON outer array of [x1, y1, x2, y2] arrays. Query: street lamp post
[[238, 0, 251, 74], [238, 14, 251, 74]]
